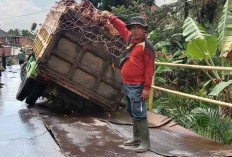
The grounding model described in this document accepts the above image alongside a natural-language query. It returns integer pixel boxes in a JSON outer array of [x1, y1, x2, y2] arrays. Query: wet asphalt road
[[0, 65, 161, 157], [2, 65, 232, 157], [0, 65, 63, 157]]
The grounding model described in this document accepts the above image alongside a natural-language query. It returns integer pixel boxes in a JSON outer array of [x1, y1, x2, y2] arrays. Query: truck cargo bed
[[32, 2, 126, 111]]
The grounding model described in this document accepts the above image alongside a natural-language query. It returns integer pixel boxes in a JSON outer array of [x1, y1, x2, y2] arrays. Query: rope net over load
[[40, 0, 126, 57]]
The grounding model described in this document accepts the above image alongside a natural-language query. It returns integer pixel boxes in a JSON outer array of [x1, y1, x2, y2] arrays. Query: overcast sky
[[0, 0, 177, 32]]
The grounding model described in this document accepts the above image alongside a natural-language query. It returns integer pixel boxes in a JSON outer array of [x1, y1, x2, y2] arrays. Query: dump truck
[[16, 0, 126, 111]]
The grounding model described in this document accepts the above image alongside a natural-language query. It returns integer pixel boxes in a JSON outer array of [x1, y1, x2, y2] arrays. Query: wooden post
[[148, 73, 155, 111]]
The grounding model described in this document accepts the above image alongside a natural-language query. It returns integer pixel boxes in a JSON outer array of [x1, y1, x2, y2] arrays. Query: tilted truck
[[16, 0, 126, 111]]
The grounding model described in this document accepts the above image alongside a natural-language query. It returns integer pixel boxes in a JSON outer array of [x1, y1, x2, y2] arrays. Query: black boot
[[136, 118, 150, 152], [123, 119, 140, 146]]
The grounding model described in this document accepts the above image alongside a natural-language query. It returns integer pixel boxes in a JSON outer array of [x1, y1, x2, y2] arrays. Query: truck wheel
[[16, 77, 35, 101], [20, 62, 28, 81], [52, 98, 67, 113], [26, 82, 45, 106]]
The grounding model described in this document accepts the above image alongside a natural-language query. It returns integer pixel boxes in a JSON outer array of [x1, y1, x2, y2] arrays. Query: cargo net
[[56, 0, 126, 57]]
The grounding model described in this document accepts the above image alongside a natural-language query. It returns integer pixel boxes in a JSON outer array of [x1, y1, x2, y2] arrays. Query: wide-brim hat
[[126, 16, 148, 30]]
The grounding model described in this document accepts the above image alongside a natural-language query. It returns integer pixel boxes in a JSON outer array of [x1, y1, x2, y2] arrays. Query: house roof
[[19, 37, 32, 47], [0, 38, 6, 45], [0, 29, 8, 37]]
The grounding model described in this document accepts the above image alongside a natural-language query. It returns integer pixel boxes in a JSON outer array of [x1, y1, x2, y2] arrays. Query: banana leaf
[[156, 65, 173, 74], [173, 41, 184, 49], [148, 30, 156, 41], [154, 41, 171, 51], [155, 77, 166, 84], [209, 80, 232, 96], [183, 17, 208, 42], [218, 0, 232, 56], [186, 36, 217, 60]]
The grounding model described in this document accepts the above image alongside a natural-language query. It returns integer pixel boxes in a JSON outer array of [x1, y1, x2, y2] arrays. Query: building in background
[[0, 29, 25, 64], [0, 29, 21, 47], [19, 37, 32, 47]]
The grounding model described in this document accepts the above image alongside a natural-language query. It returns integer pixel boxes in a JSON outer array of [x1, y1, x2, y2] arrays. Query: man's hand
[[101, 11, 110, 19], [142, 90, 150, 100]]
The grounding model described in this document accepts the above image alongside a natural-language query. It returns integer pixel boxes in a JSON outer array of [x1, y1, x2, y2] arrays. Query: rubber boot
[[136, 118, 150, 153], [123, 119, 140, 146]]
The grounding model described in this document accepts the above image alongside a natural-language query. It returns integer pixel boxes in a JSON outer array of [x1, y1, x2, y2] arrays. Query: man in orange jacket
[[101, 12, 155, 152]]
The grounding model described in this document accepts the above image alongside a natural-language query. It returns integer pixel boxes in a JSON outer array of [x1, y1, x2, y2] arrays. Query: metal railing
[[148, 62, 232, 111]]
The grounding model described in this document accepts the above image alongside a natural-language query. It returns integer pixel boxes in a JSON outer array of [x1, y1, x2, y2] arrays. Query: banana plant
[[218, 0, 232, 80], [182, 0, 232, 104], [183, 17, 220, 79], [218, 0, 232, 55], [209, 0, 232, 99]]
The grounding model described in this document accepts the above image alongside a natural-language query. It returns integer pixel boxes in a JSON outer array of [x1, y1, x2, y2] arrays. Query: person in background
[[7, 57, 13, 66], [1, 50, 6, 69], [18, 49, 25, 66], [101, 12, 155, 153], [0, 58, 5, 88], [0, 73, 1, 88]]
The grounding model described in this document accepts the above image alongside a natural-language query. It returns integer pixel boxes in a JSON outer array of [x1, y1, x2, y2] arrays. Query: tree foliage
[[8, 28, 35, 41], [89, 0, 154, 11], [8, 28, 21, 36], [89, 0, 126, 11], [31, 23, 37, 32], [21, 30, 35, 41], [111, 2, 149, 23]]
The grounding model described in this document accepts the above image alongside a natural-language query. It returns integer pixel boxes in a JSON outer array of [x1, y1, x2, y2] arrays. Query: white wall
[[11, 47, 21, 56]]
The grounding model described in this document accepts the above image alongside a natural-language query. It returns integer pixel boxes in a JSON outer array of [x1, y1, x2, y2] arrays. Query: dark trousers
[[2, 60, 6, 69], [19, 60, 24, 65]]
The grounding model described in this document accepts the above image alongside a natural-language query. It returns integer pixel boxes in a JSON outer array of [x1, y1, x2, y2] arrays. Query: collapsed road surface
[[0, 65, 160, 157], [1, 65, 232, 157]]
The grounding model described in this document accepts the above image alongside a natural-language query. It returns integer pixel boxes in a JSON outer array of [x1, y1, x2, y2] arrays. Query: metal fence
[[148, 62, 232, 111]]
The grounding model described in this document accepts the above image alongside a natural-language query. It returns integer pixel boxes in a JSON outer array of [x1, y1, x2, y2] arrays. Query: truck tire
[[26, 82, 45, 106], [52, 98, 67, 113], [16, 77, 35, 101], [20, 62, 28, 81]]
